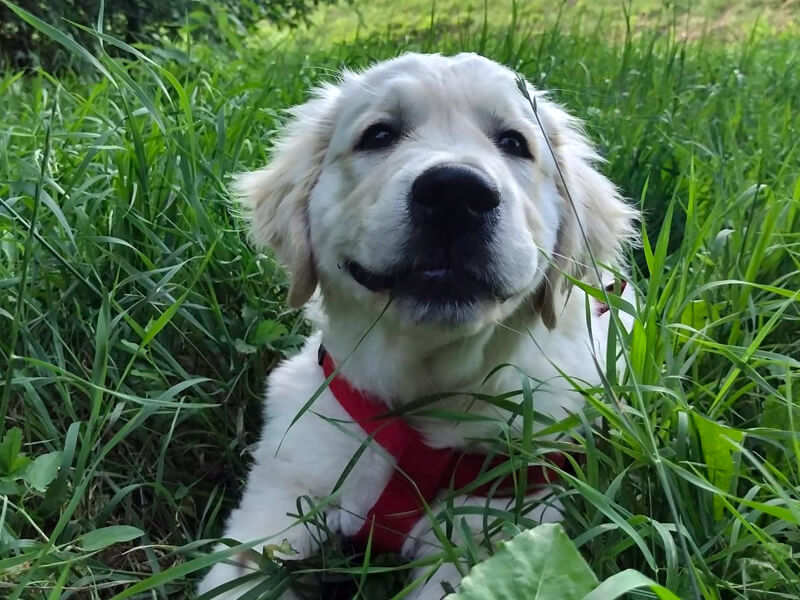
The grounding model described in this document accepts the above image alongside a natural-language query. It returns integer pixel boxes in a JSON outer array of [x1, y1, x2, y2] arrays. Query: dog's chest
[[256, 320, 610, 553]]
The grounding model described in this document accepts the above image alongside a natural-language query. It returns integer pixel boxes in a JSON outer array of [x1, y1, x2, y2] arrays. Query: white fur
[[198, 53, 638, 599]]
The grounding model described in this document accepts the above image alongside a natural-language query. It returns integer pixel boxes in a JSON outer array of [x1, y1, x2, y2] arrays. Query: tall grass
[[1, 1, 799, 598]]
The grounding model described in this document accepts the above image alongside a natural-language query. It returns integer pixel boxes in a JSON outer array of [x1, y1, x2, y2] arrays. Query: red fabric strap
[[320, 349, 573, 554], [322, 351, 412, 460]]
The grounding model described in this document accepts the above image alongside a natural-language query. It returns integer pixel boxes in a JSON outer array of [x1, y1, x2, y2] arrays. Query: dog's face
[[239, 53, 635, 329]]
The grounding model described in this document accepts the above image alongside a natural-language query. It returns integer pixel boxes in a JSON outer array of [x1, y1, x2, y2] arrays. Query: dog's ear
[[234, 83, 340, 308], [531, 94, 639, 328]]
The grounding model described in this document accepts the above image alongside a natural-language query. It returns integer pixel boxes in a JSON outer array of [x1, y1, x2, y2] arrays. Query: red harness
[[319, 348, 571, 555]]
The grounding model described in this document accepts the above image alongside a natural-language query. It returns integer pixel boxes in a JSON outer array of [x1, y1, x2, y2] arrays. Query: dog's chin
[[346, 259, 511, 326]]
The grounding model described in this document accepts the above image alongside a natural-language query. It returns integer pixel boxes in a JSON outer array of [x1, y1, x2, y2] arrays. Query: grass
[[297, 0, 800, 45], [1, 0, 799, 598]]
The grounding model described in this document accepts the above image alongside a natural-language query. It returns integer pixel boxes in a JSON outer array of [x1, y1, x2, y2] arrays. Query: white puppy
[[198, 52, 638, 599]]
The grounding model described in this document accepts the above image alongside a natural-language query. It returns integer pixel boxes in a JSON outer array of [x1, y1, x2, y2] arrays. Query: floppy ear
[[531, 96, 639, 328], [234, 83, 340, 308]]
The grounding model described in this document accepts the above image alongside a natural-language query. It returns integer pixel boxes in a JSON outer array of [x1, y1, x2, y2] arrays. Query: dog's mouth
[[346, 259, 507, 305], [346, 260, 399, 293]]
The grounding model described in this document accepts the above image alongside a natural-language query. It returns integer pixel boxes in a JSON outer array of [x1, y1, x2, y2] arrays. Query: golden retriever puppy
[[198, 52, 637, 600]]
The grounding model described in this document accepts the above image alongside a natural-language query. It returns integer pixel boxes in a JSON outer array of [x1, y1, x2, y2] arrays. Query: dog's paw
[[197, 553, 303, 600], [197, 553, 258, 599]]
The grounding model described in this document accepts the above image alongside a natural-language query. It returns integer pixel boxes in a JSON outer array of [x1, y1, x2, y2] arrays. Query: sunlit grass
[[1, 0, 799, 598], [269, 0, 800, 47]]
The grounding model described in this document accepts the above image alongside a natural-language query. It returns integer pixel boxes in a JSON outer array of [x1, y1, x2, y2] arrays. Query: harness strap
[[319, 348, 576, 554]]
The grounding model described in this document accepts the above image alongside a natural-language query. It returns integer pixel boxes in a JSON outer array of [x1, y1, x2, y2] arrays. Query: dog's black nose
[[409, 164, 500, 231]]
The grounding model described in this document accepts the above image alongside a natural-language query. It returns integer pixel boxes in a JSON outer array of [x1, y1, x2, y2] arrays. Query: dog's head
[[238, 53, 636, 330]]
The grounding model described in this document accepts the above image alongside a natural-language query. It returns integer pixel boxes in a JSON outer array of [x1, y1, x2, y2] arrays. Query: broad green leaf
[[235, 338, 258, 354], [693, 416, 745, 520], [679, 299, 718, 330], [250, 320, 289, 346], [0, 481, 22, 495], [0, 428, 30, 476], [78, 526, 144, 552], [24, 451, 61, 492], [582, 570, 681, 600], [447, 523, 598, 600]]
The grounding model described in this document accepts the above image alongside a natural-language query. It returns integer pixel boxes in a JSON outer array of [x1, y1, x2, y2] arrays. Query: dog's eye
[[496, 130, 533, 159], [356, 123, 398, 151]]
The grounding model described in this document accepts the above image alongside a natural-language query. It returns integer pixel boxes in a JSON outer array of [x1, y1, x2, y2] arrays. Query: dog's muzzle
[[344, 163, 511, 321]]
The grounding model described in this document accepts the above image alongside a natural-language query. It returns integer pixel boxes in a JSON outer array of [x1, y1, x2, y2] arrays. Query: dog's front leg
[[198, 342, 381, 599], [197, 467, 328, 599], [402, 513, 469, 600]]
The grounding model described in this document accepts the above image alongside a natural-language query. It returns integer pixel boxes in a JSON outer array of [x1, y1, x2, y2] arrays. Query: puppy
[[198, 52, 638, 599]]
